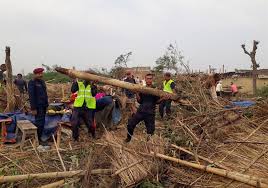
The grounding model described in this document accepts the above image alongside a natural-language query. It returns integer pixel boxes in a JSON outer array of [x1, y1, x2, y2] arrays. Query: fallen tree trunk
[[55, 67, 181, 101], [0, 169, 112, 183]]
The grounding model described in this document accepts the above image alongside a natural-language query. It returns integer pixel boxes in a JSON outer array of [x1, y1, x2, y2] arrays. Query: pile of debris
[[1, 69, 268, 188]]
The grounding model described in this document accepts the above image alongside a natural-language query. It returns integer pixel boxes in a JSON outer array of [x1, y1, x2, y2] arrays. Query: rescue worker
[[71, 78, 97, 141], [28, 68, 49, 147], [159, 72, 176, 119], [125, 73, 169, 143]]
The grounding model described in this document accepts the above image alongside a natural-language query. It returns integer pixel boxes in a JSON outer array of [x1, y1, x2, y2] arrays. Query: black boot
[[124, 134, 132, 143]]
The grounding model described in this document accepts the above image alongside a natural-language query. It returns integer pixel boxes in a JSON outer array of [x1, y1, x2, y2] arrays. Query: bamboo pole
[[39, 179, 65, 188], [170, 144, 230, 170], [52, 135, 66, 171], [151, 152, 268, 188], [55, 67, 181, 101], [0, 169, 112, 183]]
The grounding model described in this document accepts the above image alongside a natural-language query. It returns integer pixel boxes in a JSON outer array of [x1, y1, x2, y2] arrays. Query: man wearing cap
[[71, 78, 97, 141], [159, 72, 176, 119], [28, 68, 48, 146]]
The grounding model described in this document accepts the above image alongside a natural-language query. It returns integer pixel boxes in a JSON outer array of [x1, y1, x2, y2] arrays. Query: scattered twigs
[[52, 135, 66, 171], [112, 159, 144, 177], [223, 140, 268, 144], [29, 139, 47, 172], [177, 119, 200, 143], [225, 147, 268, 187], [219, 118, 268, 163], [0, 153, 27, 173]]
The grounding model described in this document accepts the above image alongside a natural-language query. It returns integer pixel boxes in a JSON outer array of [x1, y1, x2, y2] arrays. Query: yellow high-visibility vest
[[74, 82, 96, 109], [163, 79, 174, 93]]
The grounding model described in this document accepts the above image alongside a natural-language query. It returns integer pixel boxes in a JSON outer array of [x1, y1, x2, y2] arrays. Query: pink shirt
[[231, 84, 238, 93], [95, 92, 106, 100]]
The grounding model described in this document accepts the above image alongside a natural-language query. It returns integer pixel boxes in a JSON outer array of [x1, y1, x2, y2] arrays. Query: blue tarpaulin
[[232, 101, 256, 108], [1, 112, 63, 142]]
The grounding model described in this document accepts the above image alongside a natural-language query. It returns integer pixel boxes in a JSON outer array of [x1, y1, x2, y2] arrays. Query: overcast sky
[[0, 0, 267, 74]]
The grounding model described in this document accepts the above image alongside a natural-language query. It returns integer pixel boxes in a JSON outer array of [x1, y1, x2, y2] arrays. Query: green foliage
[[26, 72, 70, 83], [257, 86, 268, 98], [114, 51, 132, 68], [110, 51, 132, 78], [154, 43, 190, 73]]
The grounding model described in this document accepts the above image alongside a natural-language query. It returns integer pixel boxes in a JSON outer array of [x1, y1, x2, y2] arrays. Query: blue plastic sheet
[[0, 112, 63, 142], [232, 101, 256, 107]]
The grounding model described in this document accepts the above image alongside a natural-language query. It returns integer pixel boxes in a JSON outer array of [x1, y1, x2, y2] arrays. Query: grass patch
[[257, 86, 268, 98]]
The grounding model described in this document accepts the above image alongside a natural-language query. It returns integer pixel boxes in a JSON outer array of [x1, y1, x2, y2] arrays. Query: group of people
[[216, 81, 238, 97], [18, 67, 243, 147], [20, 67, 177, 148]]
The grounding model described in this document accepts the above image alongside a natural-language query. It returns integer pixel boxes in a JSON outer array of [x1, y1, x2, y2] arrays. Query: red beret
[[33, 68, 44, 74]]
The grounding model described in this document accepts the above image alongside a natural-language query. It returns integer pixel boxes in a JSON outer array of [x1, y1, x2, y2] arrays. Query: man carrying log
[[159, 72, 176, 119], [125, 73, 170, 143], [71, 78, 97, 141]]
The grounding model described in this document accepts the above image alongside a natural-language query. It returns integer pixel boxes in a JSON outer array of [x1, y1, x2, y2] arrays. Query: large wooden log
[[55, 67, 180, 101]]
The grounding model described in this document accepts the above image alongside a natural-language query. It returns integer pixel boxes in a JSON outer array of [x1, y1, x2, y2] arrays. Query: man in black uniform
[[14, 73, 28, 97], [28, 68, 48, 146], [125, 73, 169, 142], [123, 71, 137, 116]]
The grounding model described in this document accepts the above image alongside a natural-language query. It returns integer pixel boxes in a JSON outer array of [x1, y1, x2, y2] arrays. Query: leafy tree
[[111, 52, 132, 78], [154, 43, 190, 73], [114, 52, 132, 68]]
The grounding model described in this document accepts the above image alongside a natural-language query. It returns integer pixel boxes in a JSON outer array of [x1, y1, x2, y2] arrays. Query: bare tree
[[241, 40, 259, 95], [4, 46, 16, 112]]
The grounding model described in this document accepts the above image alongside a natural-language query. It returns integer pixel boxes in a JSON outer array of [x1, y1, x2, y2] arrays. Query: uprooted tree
[[241, 40, 260, 95]]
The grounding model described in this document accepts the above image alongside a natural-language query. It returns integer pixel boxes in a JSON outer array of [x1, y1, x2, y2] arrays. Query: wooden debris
[[170, 144, 230, 170], [151, 152, 268, 188], [39, 179, 65, 188], [0, 169, 113, 183]]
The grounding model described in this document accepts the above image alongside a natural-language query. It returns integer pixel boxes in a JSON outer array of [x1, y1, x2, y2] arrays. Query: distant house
[[221, 68, 268, 94], [222, 69, 268, 78]]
